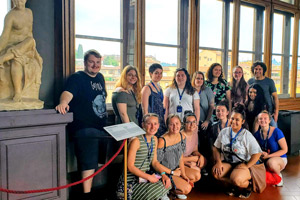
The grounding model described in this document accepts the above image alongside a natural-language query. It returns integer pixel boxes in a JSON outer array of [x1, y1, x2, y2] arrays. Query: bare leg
[[82, 169, 95, 193], [185, 166, 201, 183], [212, 162, 232, 185], [266, 157, 286, 175], [11, 60, 23, 102], [172, 175, 192, 195], [230, 166, 251, 188]]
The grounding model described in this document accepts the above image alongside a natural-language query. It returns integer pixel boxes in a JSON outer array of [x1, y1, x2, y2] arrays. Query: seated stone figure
[[0, 0, 43, 107]]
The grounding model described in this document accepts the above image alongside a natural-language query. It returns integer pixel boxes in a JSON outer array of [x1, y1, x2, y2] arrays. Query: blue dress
[[148, 85, 167, 137]]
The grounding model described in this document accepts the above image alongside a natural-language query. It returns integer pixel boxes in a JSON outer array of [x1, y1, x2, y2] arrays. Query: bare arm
[[226, 90, 232, 115], [245, 153, 262, 168], [117, 103, 130, 123], [163, 96, 169, 122], [272, 92, 279, 122], [193, 99, 200, 124], [128, 138, 158, 183], [55, 91, 73, 115], [0, 13, 13, 52], [141, 85, 151, 115]]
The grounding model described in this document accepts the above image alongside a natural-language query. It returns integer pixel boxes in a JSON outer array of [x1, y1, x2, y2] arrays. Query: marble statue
[[0, 0, 43, 110]]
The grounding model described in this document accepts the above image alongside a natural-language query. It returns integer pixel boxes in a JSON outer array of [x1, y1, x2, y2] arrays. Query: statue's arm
[[0, 12, 13, 52]]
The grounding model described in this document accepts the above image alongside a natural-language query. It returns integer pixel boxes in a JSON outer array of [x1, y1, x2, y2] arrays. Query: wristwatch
[[170, 170, 174, 175]]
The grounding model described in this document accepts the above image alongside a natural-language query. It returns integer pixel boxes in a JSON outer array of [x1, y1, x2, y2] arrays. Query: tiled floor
[[183, 156, 300, 200]]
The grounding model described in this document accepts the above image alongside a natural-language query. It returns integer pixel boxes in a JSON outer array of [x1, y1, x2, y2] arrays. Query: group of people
[[56, 49, 288, 200]]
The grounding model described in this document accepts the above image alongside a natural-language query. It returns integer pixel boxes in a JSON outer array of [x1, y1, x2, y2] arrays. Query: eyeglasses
[[234, 71, 242, 74], [185, 121, 197, 125]]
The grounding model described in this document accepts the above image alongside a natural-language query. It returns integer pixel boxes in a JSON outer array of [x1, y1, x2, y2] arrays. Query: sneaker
[[159, 194, 170, 200], [226, 188, 236, 197], [238, 189, 251, 199], [276, 173, 283, 187], [201, 168, 209, 176], [176, 194, 187, 199]]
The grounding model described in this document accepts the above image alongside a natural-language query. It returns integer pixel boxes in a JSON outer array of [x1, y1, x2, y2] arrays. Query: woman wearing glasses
[[182, 112, 206, 183], [230, 66, 249, 107]]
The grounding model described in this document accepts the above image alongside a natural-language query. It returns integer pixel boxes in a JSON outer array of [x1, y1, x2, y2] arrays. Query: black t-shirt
[[65, 71, 107, 132]]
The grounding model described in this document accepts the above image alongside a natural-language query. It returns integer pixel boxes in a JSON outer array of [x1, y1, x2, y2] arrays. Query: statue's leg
[[11, 60, 23, 102], [0, 37, 35, 67], [14, 37, 35, 54]]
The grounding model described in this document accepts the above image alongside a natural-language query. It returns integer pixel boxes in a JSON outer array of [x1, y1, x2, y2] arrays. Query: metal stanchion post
[[124, 140, 128, 200]]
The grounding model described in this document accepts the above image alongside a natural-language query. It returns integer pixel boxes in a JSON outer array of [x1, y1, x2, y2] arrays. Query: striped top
[[127, 135, 154, 182]]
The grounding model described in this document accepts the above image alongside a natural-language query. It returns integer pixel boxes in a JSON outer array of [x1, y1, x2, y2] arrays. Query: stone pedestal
[[0, 109, 72, 200]]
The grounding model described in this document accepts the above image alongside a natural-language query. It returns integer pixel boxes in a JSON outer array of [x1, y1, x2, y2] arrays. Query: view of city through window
[[74, 0, 300, 102]]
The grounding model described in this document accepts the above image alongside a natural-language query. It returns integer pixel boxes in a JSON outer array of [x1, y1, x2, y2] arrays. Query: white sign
[[104, 122, 145, 141]]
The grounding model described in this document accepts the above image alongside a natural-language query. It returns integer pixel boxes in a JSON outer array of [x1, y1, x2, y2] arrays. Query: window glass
[[145, 46, 177, 90], [271, 12, 293, 97], [278, 0, 295, 4], [238, 53, 253, 81], [75, 0, 124, 103], [0, 0, 9, 34], [272, 13, 284, 54], [145, 0, 179, 88], [239, 5, 254, 51], [271, 55, 282, 94], [199, 0, 223, 49], [146, 0, 178, 45], [75, 0, 121, 39], [199, 49, 223, 75]]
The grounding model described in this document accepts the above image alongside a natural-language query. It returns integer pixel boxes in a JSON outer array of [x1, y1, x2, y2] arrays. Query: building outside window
[[199, 0, 233, 79], [75, 0, 135, 103], [145, 0, 187, 90]]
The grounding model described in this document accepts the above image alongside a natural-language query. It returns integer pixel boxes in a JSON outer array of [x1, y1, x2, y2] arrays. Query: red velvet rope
[[0, 139, 126, 194]]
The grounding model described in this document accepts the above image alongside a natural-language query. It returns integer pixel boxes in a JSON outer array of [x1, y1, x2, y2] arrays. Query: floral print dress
[[205, 79, 231, 121]]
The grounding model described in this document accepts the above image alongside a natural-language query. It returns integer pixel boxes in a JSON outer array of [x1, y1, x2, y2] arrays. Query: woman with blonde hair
[[157, 114, 191, 200], [112, 65, 142, 125]]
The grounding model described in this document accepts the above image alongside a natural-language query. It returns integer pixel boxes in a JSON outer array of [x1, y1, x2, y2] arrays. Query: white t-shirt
[[214, 127, 262, 163], [164, 87, 200, 120]]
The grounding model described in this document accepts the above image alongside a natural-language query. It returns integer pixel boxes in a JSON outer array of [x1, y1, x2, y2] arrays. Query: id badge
[[177, 105, 182, 113]]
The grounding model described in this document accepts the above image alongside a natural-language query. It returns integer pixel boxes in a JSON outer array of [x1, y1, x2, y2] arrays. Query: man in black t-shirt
[[56, 49, 108, 199]]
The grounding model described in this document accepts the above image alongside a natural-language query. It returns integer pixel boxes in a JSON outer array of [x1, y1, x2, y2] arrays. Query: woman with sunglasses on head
[[182, 111, 206, 183], [141, 63, 166, 137], [230, 66, 249, 107], [206, 63, 231, 122], [116, 113, 171, 200], [245, 84, 268, 133], [112, 65, 142, 125], [254, 110, 288, 187], [164, 68, 200, 122], [212, 104, 262, 198], [157, 114, 191, 200]]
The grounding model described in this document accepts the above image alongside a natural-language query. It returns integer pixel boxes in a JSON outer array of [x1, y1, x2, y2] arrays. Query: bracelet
[[161, 172, 166, 175]]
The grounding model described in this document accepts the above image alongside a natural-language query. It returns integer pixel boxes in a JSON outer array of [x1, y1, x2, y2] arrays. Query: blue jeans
[[270, 117, 277, 128]]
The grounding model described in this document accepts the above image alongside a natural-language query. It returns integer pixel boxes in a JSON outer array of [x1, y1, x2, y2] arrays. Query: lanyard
[[230, 128, 243, 148], [219, 119, 228, 131], [143, 135, 153, 161], [176, 86, 186, 103], [260, 127, 270, 151], [151, 81, 163, 101], [198, 90, 202, 96]]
